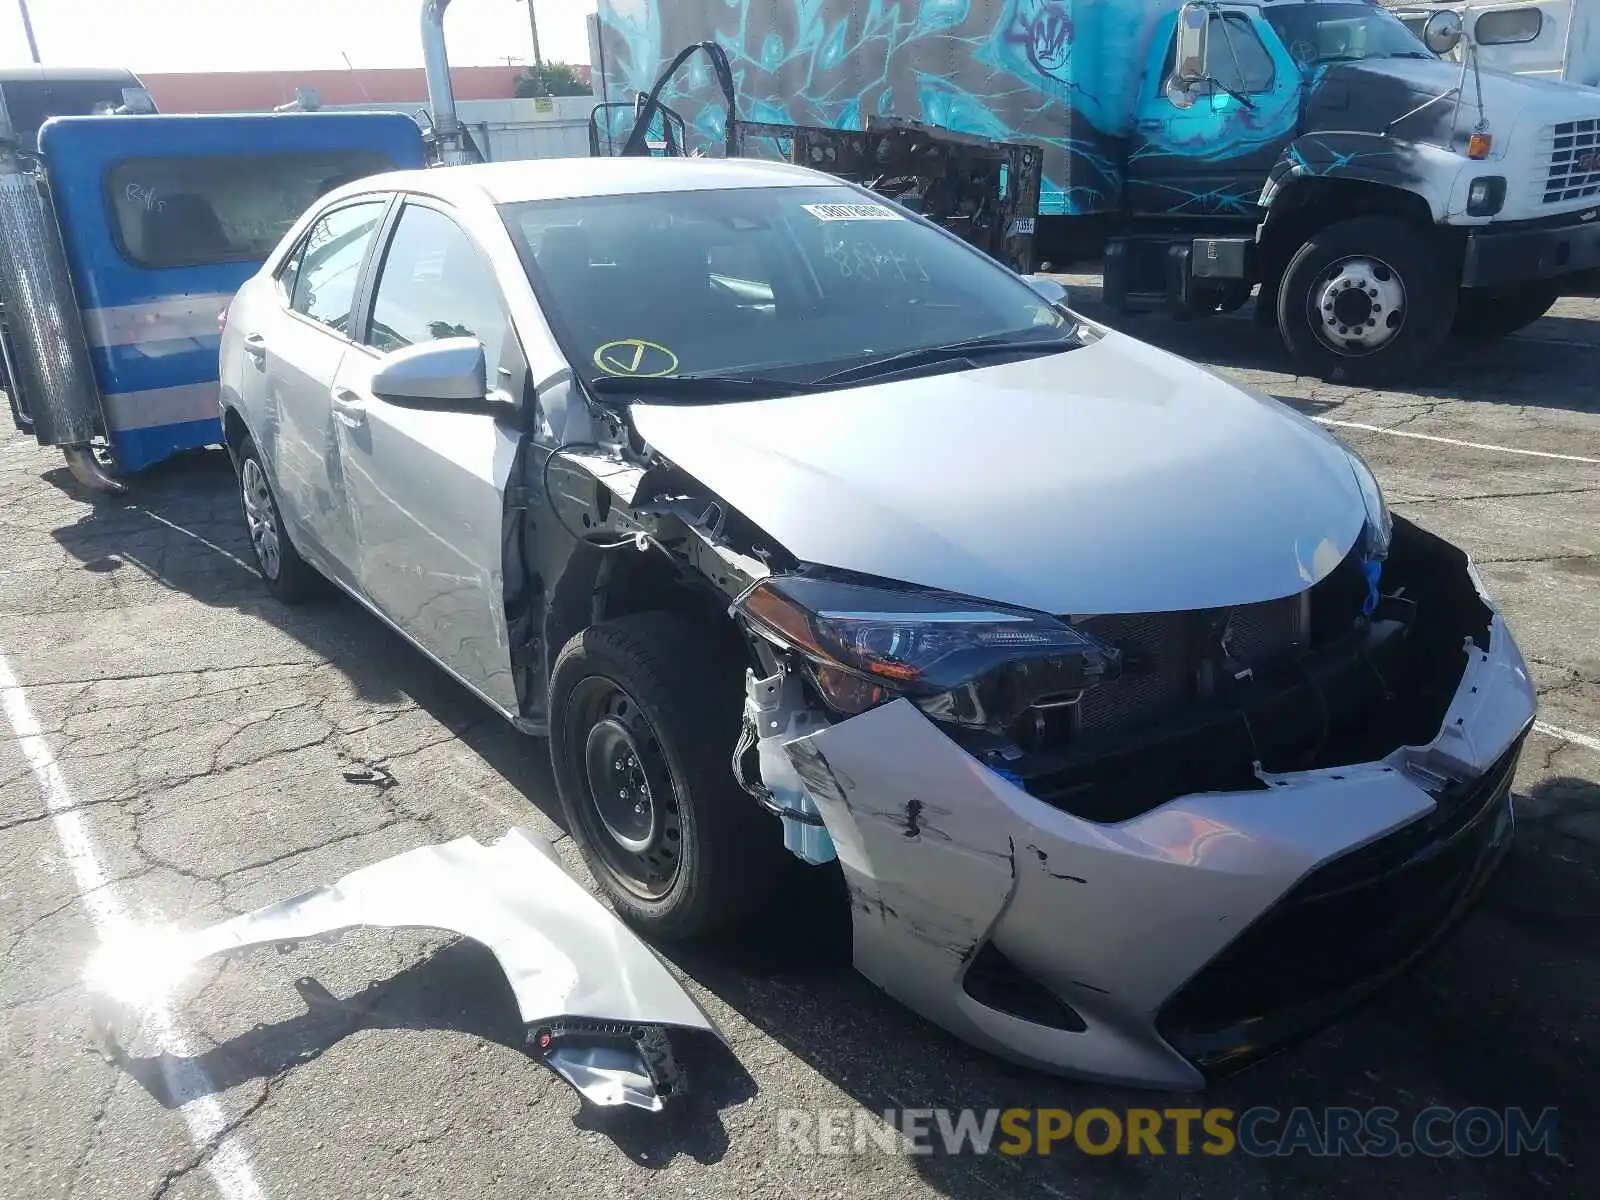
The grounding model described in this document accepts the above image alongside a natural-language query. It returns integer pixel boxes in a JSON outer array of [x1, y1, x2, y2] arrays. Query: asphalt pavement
[[1, 282, 1596, 1200]]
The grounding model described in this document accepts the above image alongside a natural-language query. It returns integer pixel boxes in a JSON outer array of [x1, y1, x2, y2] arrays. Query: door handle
[[1137, 118, 1164, 131], [330, 387, 367, 429], [243, 333, 267, 363]]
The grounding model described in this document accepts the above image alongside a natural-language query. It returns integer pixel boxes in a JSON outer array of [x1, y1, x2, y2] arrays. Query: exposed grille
[[1543, 119, 1600, 205], [1074, 612, 1191, 733], [1072, 594, 1308, 737]]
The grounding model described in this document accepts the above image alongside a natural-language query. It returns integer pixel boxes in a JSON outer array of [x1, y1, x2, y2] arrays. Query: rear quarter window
[[106, 150, 398, 269]]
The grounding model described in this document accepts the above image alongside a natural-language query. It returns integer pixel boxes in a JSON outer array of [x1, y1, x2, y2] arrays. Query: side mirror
[[1423, 10, 1464, 55], [1167, 4, 1209, 108], [370, 337, 508, 416], [1023, 274, 1069, 306], [1473, 7, 1542, 46]]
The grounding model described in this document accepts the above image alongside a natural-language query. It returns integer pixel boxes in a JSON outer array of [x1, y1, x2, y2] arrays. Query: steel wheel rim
[[566, 676, 682, 899], [1308, 254, 1407, 357], [240, 458, 282, 581]]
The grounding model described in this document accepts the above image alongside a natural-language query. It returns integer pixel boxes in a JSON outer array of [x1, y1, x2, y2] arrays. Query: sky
[[0, 0, 598, 72]]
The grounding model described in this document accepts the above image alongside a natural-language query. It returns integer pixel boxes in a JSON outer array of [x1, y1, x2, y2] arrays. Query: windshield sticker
[[593, 338, 679, 377], [801, 202, 904, 222]]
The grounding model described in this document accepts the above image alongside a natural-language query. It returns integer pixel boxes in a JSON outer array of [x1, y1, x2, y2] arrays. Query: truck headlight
[[735, 573, 1121, 724], [1467, 176, 1505, 216]]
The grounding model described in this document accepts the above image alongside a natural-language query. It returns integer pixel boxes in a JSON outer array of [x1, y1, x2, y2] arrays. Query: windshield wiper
[[588, 373, 822, 403], [1198, 75, 1257, 109], [812, 330, 1081, 389]]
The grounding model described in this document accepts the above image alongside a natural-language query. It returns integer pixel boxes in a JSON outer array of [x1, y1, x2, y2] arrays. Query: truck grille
[[1542, 119, 1600, 204]]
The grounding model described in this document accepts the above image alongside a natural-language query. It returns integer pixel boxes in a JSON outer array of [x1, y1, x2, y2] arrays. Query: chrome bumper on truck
[[763, 608, 1536, 1090], [1461, 207, 1600, 288]]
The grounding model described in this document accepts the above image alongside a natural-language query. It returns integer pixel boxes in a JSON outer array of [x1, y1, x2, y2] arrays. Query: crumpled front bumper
[[776, 612, 1536, 1089]]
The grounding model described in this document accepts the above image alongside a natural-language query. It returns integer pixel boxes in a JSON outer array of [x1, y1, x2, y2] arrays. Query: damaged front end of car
[[722, 512, 1534, 1088], [497, 378, 1533, 1089]]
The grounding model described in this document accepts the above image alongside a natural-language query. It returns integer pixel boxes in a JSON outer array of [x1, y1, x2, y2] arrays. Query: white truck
[[1388, 0, 1600, 85]]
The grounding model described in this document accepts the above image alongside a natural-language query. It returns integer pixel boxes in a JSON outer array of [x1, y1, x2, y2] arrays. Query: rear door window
[[288, 201, 388, 334], [107, 150, 397, 268]]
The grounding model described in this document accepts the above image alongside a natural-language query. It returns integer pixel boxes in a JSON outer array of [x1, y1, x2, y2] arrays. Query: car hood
[[628, 328, 1368, 615]]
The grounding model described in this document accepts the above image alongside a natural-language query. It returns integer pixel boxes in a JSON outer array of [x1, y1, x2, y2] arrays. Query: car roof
[[350, 155, 832, 208]]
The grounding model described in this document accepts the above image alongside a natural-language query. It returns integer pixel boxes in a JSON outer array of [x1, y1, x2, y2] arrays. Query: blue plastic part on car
[[1363, 558, 1383, 616], [781, 791, 837, 865]]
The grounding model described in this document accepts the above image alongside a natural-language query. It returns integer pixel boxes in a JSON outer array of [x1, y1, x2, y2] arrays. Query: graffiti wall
[[593, 0, 1171, 216]]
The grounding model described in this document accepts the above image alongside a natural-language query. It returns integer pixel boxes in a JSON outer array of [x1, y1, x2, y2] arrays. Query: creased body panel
[[86, 829, 719, 1109]]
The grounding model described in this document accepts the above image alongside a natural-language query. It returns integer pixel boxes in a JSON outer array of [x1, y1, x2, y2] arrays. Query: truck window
[[1, 78, 133, 144], [1263, 2, 1431, 68], [1208, 15, 1277, 93], [1475, 7, 1543, 44], [106, 150, 397, 269], [289, 201, 387, 335]]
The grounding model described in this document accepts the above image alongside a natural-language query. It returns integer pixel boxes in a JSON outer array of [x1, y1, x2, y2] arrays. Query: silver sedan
[[218, 156, 1536, 1088]]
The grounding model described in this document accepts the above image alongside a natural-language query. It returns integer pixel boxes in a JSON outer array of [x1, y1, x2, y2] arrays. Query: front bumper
[[1461, 208, 1600, 287], [779, 613, 1535, 1089]]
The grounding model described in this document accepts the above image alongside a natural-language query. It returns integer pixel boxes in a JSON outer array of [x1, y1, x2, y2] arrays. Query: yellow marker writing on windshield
[[593, 338, 679, 377]]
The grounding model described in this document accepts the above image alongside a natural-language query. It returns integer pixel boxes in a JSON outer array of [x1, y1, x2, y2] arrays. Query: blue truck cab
[[13, 111, 425, 474]]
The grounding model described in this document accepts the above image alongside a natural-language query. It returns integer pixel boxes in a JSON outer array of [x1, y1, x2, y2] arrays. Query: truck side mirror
[[1422, 10, 1464, 55], [1167, 4, 1209, 108]]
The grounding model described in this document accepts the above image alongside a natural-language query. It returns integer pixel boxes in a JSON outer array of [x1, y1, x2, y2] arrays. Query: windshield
[[1264, 3, 1433, 67], [501, 184, 1072, 390]]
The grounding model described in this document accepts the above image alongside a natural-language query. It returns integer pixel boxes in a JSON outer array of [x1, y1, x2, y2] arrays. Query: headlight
[[1466, 175, 1505, 216], [1344, 447, 1392, 560], [735, 573, 1121, 725]]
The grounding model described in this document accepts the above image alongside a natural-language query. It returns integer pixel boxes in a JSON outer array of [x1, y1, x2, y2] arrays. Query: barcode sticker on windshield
[[801, 202, 903, 222]]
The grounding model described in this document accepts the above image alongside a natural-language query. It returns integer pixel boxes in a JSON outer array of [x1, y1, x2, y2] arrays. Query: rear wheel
[[1277, 216, 1455, 384], [549, 612, 786, 939], [237, 439, 322, 603], [1451, 282, 1560, 340]]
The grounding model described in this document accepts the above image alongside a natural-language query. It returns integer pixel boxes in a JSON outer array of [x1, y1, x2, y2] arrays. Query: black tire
[[236, 438, 323, 603], [548, 612, 786, 939], [1451, 282, 1560, 340], [1277, 216, 1456, 384]]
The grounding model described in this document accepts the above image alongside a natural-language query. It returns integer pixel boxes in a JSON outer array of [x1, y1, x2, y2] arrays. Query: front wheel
[[548, 612, 786, 939], [1277, 216, 1456, 384], [1452, 282, 1560, 340]]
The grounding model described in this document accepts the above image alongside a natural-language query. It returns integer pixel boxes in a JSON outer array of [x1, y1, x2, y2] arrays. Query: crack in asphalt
[[144, 1074, 279, 1200], [1404, 485, 1600, 504], [63, 1073, 120, 1199], [1476, 553, 1599, 565]]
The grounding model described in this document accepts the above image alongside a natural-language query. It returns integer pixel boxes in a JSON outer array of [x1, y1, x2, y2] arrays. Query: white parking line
[[1534, 719, 1600, 756], [0, 652, 267, 1200], [141, 511, 259, 577], [1314, 418, 1600, 465]]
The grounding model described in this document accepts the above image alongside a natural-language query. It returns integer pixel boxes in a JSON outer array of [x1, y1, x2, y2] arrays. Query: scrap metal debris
[[83, 827, 723, 1111]]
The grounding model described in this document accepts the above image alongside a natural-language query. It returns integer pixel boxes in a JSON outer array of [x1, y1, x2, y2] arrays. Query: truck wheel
[[1277, 216, 1455, 384], [237, 438, 323, 603], [1452, 282, 1560, 340], [549, 612, 786, 940]]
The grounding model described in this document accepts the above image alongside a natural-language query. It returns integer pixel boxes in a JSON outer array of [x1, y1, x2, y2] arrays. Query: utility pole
[[17, 0, 40, 64], [524, 0, 544, 70]]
